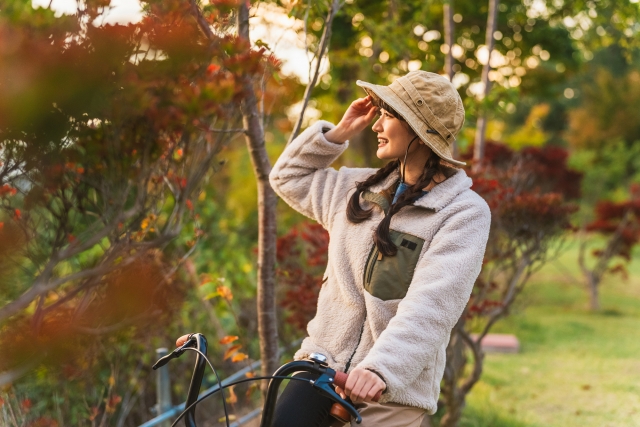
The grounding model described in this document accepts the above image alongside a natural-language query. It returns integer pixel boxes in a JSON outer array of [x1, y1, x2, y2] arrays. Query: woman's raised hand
[[325, 96, 377, 144]]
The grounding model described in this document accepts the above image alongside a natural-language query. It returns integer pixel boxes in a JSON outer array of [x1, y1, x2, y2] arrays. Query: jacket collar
[[365, 168, 472, 212]]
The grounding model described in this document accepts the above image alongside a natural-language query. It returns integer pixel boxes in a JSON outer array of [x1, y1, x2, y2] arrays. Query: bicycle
[[152, 333, 381, 427]]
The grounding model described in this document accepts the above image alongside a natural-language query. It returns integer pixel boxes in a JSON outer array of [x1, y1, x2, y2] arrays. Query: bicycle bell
[[309, 353, 328, 365]]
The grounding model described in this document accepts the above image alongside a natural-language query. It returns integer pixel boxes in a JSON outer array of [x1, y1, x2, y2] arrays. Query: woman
[[178, 71, 490, 426]]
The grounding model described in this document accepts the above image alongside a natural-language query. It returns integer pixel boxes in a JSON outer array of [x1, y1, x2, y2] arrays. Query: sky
[[32, 0, 144, 24], [30, 0, 315, 83]]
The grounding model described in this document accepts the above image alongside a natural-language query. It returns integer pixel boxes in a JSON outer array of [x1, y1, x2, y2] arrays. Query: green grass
[[459, 240, 640, 427]]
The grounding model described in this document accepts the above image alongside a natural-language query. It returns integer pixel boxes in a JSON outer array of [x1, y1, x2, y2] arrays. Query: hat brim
[[356, 80, 466, 167]]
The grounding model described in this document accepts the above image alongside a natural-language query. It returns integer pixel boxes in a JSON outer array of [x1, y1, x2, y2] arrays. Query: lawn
[[459, 241, 640, 427]]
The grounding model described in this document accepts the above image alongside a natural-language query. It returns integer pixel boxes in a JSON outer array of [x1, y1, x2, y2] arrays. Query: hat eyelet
[[416, 99, 424, 106]]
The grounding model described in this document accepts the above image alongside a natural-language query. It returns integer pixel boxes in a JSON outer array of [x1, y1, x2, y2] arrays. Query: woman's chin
[[376, 147, 395, 160]]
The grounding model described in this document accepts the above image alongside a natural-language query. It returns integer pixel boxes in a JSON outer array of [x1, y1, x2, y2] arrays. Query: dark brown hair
[[346, 100, 455, 256]]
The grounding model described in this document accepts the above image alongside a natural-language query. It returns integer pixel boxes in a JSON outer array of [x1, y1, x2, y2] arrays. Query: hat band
[[396, 77, 456, 144]]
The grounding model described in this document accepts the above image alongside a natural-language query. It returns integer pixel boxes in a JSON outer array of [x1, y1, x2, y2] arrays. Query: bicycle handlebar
[[152, 335, 363, 426], [259, 359, 363, 426]]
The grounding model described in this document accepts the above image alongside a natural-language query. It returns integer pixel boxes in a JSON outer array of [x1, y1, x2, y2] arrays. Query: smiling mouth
[[377, 138, 388, 146]]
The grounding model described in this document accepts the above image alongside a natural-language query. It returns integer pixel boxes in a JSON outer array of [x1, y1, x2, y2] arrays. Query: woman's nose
[[372, 117, 383, 132]]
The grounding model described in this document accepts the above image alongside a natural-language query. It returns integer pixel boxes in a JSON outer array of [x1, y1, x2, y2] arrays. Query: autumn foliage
[[0, 0, 272, 423], [462, 142, 581, 318], [276, 223, 329, 332], [577, 184, 640, 310], [586, 184, 640, 265]]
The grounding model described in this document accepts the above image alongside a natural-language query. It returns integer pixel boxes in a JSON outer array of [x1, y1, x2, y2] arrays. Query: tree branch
[[458, 327, 484, 395], [287, 0, 342, 144]]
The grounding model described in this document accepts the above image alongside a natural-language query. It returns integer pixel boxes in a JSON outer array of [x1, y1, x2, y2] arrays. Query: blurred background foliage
[[0, 0, 639, 426]]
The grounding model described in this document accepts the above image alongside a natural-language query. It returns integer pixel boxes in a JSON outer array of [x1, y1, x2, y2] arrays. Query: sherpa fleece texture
[[269, 120, 491, 414]]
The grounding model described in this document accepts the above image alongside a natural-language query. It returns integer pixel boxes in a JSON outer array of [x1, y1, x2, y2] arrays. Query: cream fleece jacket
[[269, 120, 491, 413]]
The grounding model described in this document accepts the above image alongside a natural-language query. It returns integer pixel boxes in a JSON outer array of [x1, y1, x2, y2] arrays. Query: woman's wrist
[[324, 125, 351, 144]]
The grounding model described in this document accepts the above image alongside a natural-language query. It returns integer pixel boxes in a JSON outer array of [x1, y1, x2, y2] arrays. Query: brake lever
[[311, 372, 362, 424], [152, 334, 197, 370]]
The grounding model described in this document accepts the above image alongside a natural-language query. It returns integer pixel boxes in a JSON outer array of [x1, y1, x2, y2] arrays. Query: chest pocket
[[363, 229, 425, 301]]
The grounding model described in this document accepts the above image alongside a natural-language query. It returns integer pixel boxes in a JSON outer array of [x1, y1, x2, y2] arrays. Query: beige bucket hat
[[356, 70, 466, 167]]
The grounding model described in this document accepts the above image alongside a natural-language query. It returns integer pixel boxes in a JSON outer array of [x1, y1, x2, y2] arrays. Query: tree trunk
[[587, 274, 600, 311], [472, 0, 499, 172], [443, 0, 458, 158], [237, 3, 280, 387], [439, 324, 468, 427], [443, 0, 455, 83], [578, 228, 602, 312]]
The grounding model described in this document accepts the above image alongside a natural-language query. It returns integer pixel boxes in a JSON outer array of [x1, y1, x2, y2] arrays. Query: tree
[[437, 142, 580, 427], [578, 185, 640, 311], [0, 0, 266, 411], [186, 0, 345, 386], [565, 63, 640, 309], [189, 0, 283, 388]]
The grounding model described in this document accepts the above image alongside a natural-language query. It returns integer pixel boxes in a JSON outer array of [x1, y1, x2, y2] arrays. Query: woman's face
[[371, 108, 423, 160]]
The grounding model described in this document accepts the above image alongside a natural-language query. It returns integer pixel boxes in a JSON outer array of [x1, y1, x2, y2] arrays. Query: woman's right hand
[[175, 334, 191, 347], [325, 96, 377, 144]]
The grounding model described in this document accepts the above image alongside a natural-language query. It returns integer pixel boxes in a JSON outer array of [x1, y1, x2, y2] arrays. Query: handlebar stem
[[184, 334, 208, 427]]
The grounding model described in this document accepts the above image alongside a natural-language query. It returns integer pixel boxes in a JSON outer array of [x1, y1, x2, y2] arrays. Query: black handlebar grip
[[333, 371, 382, 402]]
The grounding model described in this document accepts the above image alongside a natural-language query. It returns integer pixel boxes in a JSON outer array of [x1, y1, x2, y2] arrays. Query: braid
[[347, 160, 400, 223], [374, 155, 443, 256]]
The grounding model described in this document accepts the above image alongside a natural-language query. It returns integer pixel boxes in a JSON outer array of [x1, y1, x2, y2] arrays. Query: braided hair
[[346, 99, 455, 256]]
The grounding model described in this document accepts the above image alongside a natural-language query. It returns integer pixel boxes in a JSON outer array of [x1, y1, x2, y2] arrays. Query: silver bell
[[309, 353, 328, 365]]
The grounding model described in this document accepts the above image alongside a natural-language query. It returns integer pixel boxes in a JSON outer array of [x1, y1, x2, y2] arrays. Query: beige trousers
[[330, 401, 426, 427]]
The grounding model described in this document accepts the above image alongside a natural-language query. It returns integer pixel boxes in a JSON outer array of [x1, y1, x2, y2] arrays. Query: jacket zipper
[[344, 317, 366, 373], [349, 243, 378, 372], [367, 248, 378, 285]]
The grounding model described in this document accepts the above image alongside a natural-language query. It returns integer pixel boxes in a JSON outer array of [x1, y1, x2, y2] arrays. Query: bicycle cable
[[181, 347, 230, 427], [169, 375, 313, 427]]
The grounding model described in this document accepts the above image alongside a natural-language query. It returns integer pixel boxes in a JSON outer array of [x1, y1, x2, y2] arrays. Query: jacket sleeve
[[269, 120, 351, 229], [356, 199, 491, 394]]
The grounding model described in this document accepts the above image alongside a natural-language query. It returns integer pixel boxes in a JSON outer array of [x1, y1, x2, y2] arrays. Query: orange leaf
[[223, 344, 242, 360], [219, 335, 239, 345], [217, 285, 233, 301], [245, 372, 255, 378], [231, 352, 248, 363], [245, 382, 259, 398], [225, 385, 238, 404]]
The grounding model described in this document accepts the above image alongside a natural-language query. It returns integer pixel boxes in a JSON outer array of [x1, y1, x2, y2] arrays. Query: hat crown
[[391, 71, 465, 139]]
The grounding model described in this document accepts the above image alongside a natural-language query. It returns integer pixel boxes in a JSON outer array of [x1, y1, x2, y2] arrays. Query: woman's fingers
[[343, 368, 385, 403], [330, 96, 376, 142], [349, 377, 367, 403], [364, 104, 377, 120], [175, 334, 190, 347], [353, 95, 371, 106]]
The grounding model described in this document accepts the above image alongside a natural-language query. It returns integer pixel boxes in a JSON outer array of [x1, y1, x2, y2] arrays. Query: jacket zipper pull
[[377, 252, 383, 261]]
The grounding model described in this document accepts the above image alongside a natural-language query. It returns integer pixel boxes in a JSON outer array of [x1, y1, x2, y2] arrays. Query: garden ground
[[458, 241, 640, 427]]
